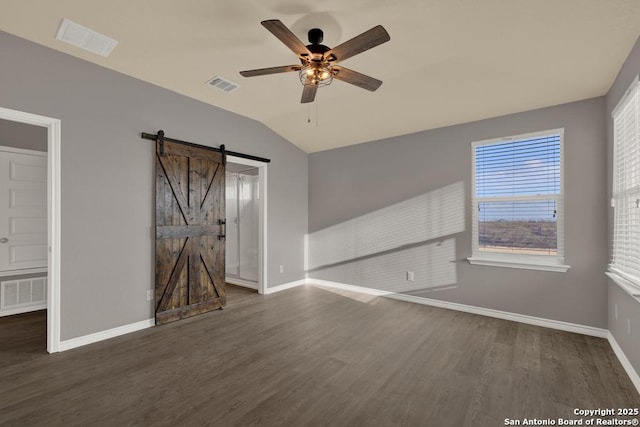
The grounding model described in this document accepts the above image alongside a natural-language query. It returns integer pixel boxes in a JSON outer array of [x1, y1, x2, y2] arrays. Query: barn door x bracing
[[155, 139, 226, 325]]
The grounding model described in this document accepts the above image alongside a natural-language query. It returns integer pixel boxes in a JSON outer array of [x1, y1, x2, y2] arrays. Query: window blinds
[[611, 77, 640, 287], [473, 132, 562, 256]]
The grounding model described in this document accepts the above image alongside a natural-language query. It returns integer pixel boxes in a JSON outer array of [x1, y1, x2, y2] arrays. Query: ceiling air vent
[[56, 18, 118, 57], [207, 76, 239, 93]]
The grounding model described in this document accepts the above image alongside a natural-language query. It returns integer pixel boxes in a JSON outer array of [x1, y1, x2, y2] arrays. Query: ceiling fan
[[239, 19, 390, 103]]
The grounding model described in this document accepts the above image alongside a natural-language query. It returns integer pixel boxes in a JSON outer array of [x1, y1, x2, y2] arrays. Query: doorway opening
[[226, 165, 259, 289], [225, 156, 267, 294], [0, 107, 61, 353], [0, 130, 48, 315]]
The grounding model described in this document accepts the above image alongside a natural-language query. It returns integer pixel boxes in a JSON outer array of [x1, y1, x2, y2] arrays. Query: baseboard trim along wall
[[60, 279, 304, 351], [607, 332, 640, 394], [308, 279, 608, 337], [58, 318, 155, 352], [0, 303, 47, 318], [389, 293, 608, 338], [226, 277, 259, 291], [262, 279, 307, 295], [57, 278, 310, 351]]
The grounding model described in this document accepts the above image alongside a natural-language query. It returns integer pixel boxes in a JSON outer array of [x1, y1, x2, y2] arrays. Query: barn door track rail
[[141, 130, 271, 164]]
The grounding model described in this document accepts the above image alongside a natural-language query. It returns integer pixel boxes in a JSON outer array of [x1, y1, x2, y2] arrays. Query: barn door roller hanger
[[140, 130, 271, 164]]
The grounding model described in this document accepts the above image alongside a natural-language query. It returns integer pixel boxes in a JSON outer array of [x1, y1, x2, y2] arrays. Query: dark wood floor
[[1, 284, 638, 426]]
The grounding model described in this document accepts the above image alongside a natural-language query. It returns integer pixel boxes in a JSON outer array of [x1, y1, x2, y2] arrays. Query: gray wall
[[309, 97, 608, 328], [605, 36, 640, 373], [0, 31, 308, 340], [0, 119, 47, 152]]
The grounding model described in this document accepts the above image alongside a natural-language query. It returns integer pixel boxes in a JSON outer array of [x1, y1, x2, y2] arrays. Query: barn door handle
[[0, 237, 7, 244], [218, 219, 226, 240]]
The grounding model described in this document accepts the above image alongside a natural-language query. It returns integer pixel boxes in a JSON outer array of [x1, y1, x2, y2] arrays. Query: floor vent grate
[[1, 276, 47, 316]]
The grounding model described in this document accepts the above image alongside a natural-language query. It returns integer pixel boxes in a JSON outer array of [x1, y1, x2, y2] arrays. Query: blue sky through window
[[475, 134, 560, 221]]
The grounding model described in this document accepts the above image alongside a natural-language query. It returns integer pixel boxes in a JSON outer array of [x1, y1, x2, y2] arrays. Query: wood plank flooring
[[1, 284, 638, 426]]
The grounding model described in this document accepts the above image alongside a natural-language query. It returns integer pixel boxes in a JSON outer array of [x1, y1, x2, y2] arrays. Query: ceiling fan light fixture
[[299, 64, 333, 87], [239, 19, 390, 103]]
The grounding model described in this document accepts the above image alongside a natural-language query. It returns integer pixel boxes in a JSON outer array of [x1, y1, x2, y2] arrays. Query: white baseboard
[[308, 279, 608, 338], [607, 332, 640, 394], [310, 279, 391, 296], [55, 278, 307, 352], [0, 303, 47, 317], [388, 293, 608, 338], [59, 318, 155, 352], [226, 277, 259, 290], [263, 279, 306, 295]]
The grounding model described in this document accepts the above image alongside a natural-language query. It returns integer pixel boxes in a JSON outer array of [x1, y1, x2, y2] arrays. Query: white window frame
[[467, 128, 570, 272], [608, 75, 640, 297]]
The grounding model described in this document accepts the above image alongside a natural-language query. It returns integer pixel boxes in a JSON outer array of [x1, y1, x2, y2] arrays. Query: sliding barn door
[[155, 140, 226, 325]]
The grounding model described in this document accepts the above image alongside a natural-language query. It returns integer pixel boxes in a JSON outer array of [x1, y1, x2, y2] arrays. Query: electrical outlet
[[628, 319, 632, 336], [614, 304, 619, 320], [146, 290, 153, 301], [407, 271, 415, 281], [279, 265, 284, 273]]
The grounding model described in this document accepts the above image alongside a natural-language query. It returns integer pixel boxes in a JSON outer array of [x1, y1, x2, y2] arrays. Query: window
[[609, 76, 640, 294], [468, 129, 569, 272]]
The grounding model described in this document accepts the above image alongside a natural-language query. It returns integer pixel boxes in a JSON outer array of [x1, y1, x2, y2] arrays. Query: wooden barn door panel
[[155, 140, 225, 325]]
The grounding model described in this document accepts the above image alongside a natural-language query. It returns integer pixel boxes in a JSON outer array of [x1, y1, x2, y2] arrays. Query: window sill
[[605, 271, 640, 300], [467, 256, 570, 272]]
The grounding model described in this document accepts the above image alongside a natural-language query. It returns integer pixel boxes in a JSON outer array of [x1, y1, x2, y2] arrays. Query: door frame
[[226, 155, 267, 294], [0, 106, 61, 353]]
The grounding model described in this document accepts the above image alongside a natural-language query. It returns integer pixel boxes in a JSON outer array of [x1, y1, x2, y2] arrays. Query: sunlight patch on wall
[[307, 181, 465, 270], [310, 238, 457, 293]]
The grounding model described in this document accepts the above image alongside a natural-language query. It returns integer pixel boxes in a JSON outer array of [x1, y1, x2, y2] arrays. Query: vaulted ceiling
[[2, 1, 640, 152]]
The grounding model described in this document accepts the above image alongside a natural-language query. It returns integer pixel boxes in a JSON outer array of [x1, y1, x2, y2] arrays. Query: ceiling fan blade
[[261, 19, 312, 58], [301, 85, 317, 103], [332, 66, 383, 91], [325, 25, 390, 63], [240, 65, 302, 77]]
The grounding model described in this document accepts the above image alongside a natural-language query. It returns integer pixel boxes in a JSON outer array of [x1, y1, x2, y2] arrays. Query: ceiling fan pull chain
[[316, 97, 319, 127], [307, 104, 311, 123]]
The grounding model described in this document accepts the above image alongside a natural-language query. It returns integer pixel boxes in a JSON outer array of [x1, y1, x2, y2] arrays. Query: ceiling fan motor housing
[[306, 28, 331, 55], [308, 28, 323, 44]]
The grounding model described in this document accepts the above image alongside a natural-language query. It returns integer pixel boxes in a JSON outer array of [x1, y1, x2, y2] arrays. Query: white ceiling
[[1, 1, 640, 153]]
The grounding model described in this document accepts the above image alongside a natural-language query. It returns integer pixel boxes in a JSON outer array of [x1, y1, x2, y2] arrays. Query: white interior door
[[238, 173, 259, 282], [0, 148, 47, 273], [225, 173, 239, 276]]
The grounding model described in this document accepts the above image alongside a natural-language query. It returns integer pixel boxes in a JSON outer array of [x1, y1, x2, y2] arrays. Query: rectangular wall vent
[[56, 18, 118, 57], [1, 276, 47, 316], [207, 76, 239, 93]]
